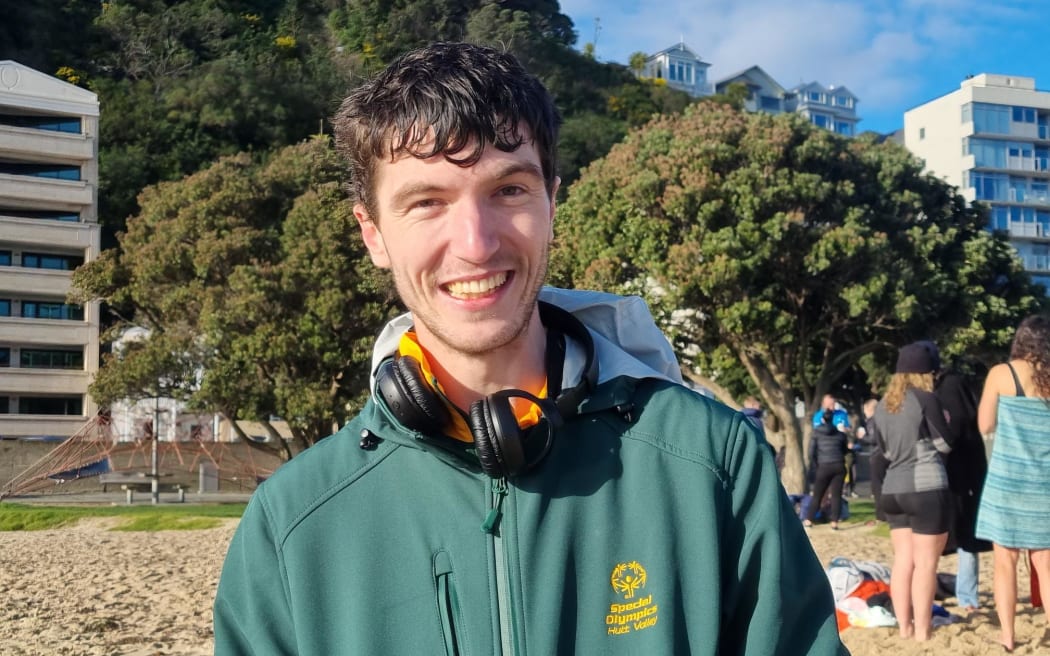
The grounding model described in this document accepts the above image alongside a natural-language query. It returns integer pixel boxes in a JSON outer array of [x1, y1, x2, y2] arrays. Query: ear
[[355, 203, 390, 268], [547, 177, 560, 241]]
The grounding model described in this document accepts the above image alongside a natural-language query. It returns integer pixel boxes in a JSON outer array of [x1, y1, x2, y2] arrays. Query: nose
[[448, 198, 499, 263]]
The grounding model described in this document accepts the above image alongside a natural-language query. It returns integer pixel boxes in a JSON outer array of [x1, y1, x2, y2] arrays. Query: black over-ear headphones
[[375, 302, 598, 478]]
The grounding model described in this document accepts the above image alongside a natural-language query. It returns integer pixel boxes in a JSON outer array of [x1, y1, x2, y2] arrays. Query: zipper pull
[[481, 477, 508, 534]]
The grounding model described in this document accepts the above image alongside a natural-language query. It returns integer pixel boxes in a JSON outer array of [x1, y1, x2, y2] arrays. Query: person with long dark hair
[[975, 314, 1050, 652]]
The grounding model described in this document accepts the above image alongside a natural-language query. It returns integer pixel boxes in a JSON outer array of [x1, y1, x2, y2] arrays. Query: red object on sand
[[1032, 552, 1043, 608]]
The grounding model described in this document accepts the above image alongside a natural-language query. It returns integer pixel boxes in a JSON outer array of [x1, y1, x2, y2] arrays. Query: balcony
[[0, 317, 95, 346], [0, 415, 89, 438], [0, 367, 90, 394], [0, 215, 99, 249], [0, 266, 72, 296], [0, 173, 93, 208], [0, 124, 93, 162]]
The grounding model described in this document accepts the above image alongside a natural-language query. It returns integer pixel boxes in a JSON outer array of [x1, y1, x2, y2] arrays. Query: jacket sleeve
[[720, 416, 848, 655], [213, 490, 298, 655]]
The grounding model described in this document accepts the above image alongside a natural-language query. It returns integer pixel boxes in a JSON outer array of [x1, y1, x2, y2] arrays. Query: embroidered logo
[[606, 561, 659, 635]]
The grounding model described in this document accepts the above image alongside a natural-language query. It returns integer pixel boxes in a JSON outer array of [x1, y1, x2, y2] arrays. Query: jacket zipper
[[482, 477, 513, 655]]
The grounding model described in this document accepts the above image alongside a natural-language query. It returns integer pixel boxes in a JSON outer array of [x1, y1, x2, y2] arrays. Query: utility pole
[[151, 393, 160, 505]]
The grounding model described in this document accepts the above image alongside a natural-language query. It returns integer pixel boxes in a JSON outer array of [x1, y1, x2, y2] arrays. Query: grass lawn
[[0, 502, 247, 531]]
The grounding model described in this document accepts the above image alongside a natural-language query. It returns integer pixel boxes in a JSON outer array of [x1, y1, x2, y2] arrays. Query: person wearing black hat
[[868, 342, 958, 641]]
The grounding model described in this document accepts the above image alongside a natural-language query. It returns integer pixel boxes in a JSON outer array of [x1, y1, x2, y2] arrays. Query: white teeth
[[446, 273, 507, 298]]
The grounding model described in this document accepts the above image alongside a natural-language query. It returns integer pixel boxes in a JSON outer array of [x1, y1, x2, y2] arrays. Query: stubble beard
[[397, 251, 549, 357]]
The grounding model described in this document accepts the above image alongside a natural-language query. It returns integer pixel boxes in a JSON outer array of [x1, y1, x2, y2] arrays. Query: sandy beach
[[0, 516, 1045, 654]]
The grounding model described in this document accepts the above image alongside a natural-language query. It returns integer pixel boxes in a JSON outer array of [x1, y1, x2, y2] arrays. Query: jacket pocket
[[434, 550, 462, 656]]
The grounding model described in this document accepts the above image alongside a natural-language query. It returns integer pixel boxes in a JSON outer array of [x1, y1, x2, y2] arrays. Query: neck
[[420, 306, 548, 412]]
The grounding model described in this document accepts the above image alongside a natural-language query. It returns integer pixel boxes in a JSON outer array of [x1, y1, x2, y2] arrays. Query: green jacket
[[214, 291, 845, 655]]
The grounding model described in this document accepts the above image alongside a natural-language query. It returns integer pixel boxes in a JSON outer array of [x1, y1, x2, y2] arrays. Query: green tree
[[92, 0, 349, 230], [71, 138, 396, 458], [551, 102, 1045, 493], [628, 51, 647, 76]]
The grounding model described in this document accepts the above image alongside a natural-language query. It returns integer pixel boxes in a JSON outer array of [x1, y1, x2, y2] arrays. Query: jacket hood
[[369, 286, 682, 396]]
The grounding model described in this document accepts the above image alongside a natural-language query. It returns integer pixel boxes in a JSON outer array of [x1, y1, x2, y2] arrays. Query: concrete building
[[713, 67, 860, 136], [639, 43, 713, 97], [904, 74, 1050, 290], [0, 61, 101, 437]]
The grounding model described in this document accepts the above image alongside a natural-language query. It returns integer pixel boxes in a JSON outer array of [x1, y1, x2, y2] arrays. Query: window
[[808, 91, 824, 103], [966, 138, 1007, 168], [1012, 106, 1036, 124], [0, 113, 81, 133], [835, 122, 854, 136], [20, 252, 84, 270], [668, 61, 692, 83], [0, 348, 9, 367], [20, 348, 83, 369], [834, 95, 852, 108], [919, 127, 925, 140], [961, 103, 972, 124], [0, 300, 9, 316], [811, 114, 830, 128], [19, 396, 82, 415], [759, 95, 780, 111], [21, 301, 84, 320], [0, 163, 81, 180], [0, 251, 10, 266], [970, 171, 1008, 201], [0, 397, 8, 414], [0, 209, 78, 222], [972, 103, 1011, 134]]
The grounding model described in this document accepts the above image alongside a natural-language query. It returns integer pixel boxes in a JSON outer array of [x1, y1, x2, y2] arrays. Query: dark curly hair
[[1010, 313, 1050, 398], [332, 42, 561, 221]]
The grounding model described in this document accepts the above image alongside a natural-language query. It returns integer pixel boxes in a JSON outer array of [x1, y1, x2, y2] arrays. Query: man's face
[[355, 135, 558, 358]]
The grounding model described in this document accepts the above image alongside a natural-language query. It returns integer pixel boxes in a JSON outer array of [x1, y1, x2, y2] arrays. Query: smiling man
[[213, 42, 846, 655]]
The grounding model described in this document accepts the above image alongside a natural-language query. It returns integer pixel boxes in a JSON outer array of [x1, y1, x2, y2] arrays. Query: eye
[[408, 198, 442, 211], [497, 185, 526, 198]]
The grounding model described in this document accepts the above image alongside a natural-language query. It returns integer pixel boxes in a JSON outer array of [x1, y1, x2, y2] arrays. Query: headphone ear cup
[[469, 396, 526, 478], [376, 357, 450, 434]]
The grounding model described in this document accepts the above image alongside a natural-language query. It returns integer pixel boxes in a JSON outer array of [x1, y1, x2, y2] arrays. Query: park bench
[[98, 472, 186, 504]]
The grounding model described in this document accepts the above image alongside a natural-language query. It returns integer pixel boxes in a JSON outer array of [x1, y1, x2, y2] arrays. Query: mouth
[[444, 272, 509, 300]]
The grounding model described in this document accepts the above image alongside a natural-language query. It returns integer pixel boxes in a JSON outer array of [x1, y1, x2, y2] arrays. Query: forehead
[[373, 135, 544, 190]]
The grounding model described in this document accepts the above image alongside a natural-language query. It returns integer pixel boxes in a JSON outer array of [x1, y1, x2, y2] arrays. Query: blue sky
[[559, 0, 1046, 135]]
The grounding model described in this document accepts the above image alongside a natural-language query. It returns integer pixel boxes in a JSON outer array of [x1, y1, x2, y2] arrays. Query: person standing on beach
[[975, 314, 1050, 652], [927, 345, 991, 615], [212, 42, 846, 655], [804, 409, 849, 530], [870, 342, 956, 642]]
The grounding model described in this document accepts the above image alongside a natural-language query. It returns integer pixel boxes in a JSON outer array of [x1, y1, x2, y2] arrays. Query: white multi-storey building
[[904, 74, 1050, 291], [0, 61, 101, 437]]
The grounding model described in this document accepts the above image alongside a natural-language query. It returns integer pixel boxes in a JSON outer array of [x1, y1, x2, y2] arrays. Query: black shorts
[[881, 489, 952, 534]]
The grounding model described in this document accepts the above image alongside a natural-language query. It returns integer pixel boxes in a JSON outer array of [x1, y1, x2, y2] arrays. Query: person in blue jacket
[[212, 42, 846, 655]]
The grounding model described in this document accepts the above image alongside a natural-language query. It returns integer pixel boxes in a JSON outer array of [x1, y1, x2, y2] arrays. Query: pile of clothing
[[824, 557, 896, 631]]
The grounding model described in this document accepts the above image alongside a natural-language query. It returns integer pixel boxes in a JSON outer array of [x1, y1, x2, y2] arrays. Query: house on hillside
[[714, 65, 791, 114], [788, 81, 860, 136], [638, 42, 713, 97]]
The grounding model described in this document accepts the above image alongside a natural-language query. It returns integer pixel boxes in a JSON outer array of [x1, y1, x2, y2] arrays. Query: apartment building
[[904, 74, 1050, 291], [0, 61, 101, 437], [713, 66, 860, 136]]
